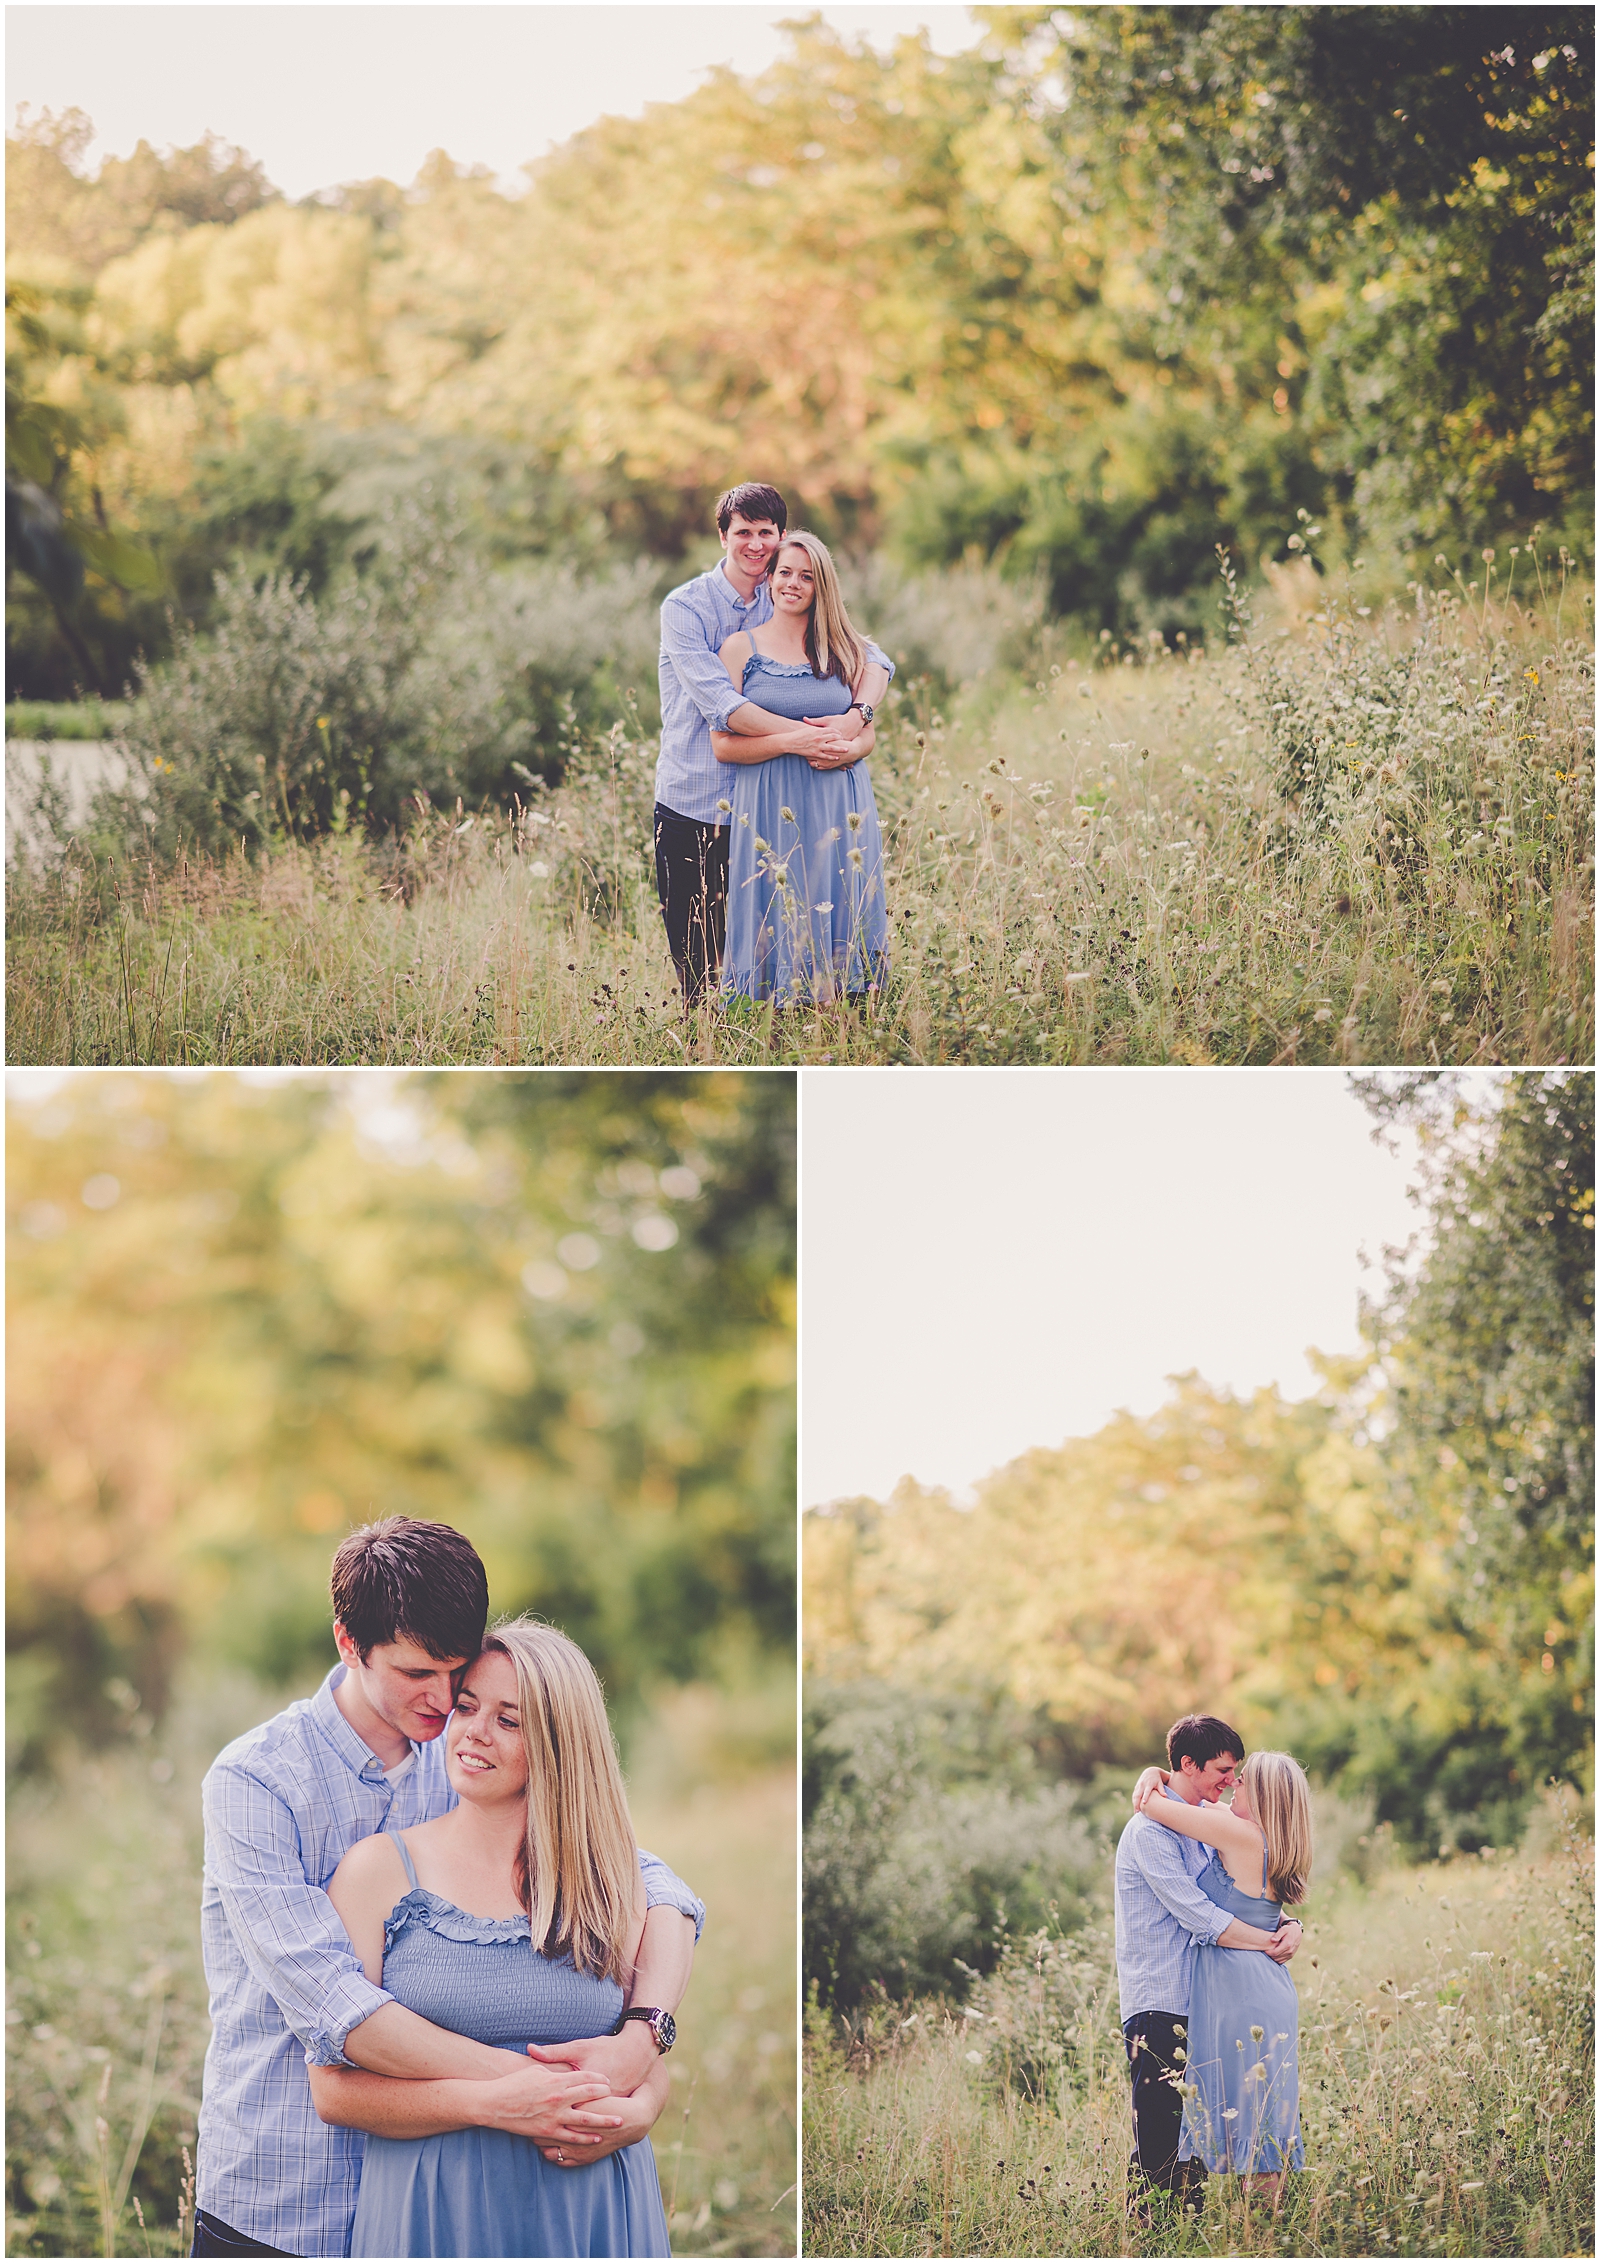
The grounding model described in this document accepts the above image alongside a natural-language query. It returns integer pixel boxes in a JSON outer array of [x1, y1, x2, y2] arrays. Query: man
[[1113, 1714, 1302, 2222], [195, 1517, 703, 2258], [653, 480, 893, 1004]]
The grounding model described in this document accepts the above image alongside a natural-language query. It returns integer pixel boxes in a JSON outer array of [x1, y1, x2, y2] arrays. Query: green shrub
[[804, 1681, 1103, 2009], [97, 516, 662, 857]]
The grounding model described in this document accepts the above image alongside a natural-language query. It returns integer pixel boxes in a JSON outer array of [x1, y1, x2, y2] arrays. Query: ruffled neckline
[[384, 1886, 538, 1950], [744, 651, 827, 678]]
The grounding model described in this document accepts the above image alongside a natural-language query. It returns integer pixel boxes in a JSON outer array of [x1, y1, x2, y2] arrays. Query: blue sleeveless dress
[[722, 650, 889, 1003], [1178, 1846, 1303, 2175], [349, 1833, 670, 2258]]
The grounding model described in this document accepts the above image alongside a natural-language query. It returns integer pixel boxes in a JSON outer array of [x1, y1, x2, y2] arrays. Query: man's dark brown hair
[[715, 482, 788, 535], [1166, 1713, 1246, 1771], [331, 1516, 489, 1662]]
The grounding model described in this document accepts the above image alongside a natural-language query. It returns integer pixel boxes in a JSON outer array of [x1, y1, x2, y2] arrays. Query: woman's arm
[[325, 1833, 409, 1986], [307, 2054, 623, 2142], [712, 720, 860, 764], [1132, 1781, 1260, 1864]]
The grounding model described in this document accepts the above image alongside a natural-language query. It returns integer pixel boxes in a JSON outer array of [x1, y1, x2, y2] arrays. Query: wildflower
[[847, 810, 862, 831], [780, 806, 797, 824], [716, 797, 732, 813], [848, 848, 864, 868], [965, 2049, 983, 2064], [1222, 2109, 1239, 2121]]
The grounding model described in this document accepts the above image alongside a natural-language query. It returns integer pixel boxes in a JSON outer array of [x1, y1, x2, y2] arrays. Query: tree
[[1355, 1071, 1593, 1798], [996, 6, 1595, 548]]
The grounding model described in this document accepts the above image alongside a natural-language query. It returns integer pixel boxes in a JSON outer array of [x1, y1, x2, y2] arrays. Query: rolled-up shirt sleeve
[[638, 1846, 706, 1939], [661, 596, 745, 732], [203, 1762, 395, 2067], [1126, 1821, 1231, 1946], [863, 639, 895, 680]]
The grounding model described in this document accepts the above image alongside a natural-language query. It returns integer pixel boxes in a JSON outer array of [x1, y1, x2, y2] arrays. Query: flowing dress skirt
[[723, 752, 888, 1002]]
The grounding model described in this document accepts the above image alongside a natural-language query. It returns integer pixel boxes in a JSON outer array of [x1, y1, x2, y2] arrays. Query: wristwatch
[[612, 2006, 676, 2053], [850, 701, 875, 724]]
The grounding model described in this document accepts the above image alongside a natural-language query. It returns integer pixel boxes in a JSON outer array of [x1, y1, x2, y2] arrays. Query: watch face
[[656, 2010, 676, 2051]]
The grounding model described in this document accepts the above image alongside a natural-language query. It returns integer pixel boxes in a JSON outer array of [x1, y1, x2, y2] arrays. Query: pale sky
[[800, 1069, 1438, 1505], [8, 5, 982, 200]]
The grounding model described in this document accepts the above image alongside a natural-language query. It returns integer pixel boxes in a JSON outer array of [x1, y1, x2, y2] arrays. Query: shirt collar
[[310, 1662, 408, 1784], [715, 560, 765, 612]]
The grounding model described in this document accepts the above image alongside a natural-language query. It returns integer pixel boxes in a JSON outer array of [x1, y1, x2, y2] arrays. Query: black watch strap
[[612, 2005, 676, 2052]]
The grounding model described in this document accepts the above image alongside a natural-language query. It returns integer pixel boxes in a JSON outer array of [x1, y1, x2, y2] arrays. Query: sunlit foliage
[[6, 1070, 795, 1768]]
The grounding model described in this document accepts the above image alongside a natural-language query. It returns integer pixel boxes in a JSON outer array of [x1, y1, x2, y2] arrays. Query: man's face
[[720, 512, 783, 580], [1192, 1752, 1239, 1802], [335, 1623, 467, 1743]]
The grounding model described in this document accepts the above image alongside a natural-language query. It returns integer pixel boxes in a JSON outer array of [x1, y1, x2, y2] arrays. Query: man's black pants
[[1123, 2011, 1206, 2209], [191, 2208, 296, 2257], [653, 803, 729, 1005]]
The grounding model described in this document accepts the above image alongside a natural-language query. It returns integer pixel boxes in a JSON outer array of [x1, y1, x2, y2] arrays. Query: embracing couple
[[1115, 1713, 1313, 2222], [192, 1517, 702, 2260], [652, 480, 895, 1010]]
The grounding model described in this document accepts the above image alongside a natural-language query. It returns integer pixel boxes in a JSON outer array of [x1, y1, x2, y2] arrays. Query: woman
[[712, 530, 889, 1005], [310, 1620, 672, 2258], [1131, 1749, 1311, 2201]]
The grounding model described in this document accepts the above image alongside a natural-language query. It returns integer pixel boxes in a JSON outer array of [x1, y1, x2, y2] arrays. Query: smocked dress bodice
[[377, 1885, 624, 2051]]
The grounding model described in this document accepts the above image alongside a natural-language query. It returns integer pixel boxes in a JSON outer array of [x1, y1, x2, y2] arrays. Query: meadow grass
[[801, 1803, 1594, 2259], [4, 1672, 795, 2260], [6, 572, 1592, 1067]]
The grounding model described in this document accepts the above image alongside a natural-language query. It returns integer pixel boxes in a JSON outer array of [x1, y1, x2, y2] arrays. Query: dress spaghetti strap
[[386, 1828, 421, 1891], [1261, 1838, 1269, 1898]]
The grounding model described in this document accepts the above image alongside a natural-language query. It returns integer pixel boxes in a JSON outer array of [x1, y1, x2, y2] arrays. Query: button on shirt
[[1113, 1789, 1232, 2022], [197, 1664, 706, 2259], [654, 562, 893, 825]]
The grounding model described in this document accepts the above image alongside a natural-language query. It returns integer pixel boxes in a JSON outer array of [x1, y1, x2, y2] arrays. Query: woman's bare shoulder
[[718, 629, 753, 666], [330, 1829, 410, 1898]]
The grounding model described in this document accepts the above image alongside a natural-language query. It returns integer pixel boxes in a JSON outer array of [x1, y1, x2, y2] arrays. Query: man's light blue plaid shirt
[[1113, 1790, 1231, 2023], [654, 561, 893, 825], [197, 1666, 705, 2258]]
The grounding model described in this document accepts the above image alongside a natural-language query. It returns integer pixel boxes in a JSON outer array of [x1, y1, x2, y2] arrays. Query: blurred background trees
[[7, 8, 1592, 711], [803, 1070, 1592, 2005], [6, 1069, 795, 1773]]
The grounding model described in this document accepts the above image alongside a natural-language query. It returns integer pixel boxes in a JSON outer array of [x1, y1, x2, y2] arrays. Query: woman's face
[[770, 546, 817, 616], [1229, 1770, 1254, 1823], [445, 1649, 529, 1803]]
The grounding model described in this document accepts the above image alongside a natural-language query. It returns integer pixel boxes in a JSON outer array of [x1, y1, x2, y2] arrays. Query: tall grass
[[4, 1673, 795, 2259], [802, 1799, 1594, 2258], [7, 566, 1591, 1066]]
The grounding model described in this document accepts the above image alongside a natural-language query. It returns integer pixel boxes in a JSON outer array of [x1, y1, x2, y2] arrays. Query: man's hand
[[525, 2025, 659, 2098], [1264, 1920, 1304, 1965], [470, 2059, 622, 2146], [542, 2057, 671, 2168], [800, 717, 870, 770]]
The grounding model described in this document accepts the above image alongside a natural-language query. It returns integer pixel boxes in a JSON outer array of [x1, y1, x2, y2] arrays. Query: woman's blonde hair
[[482, 1616, 640, 1984], [1242, 1748, 1313, 1907], [771, 531, 868, 690]]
